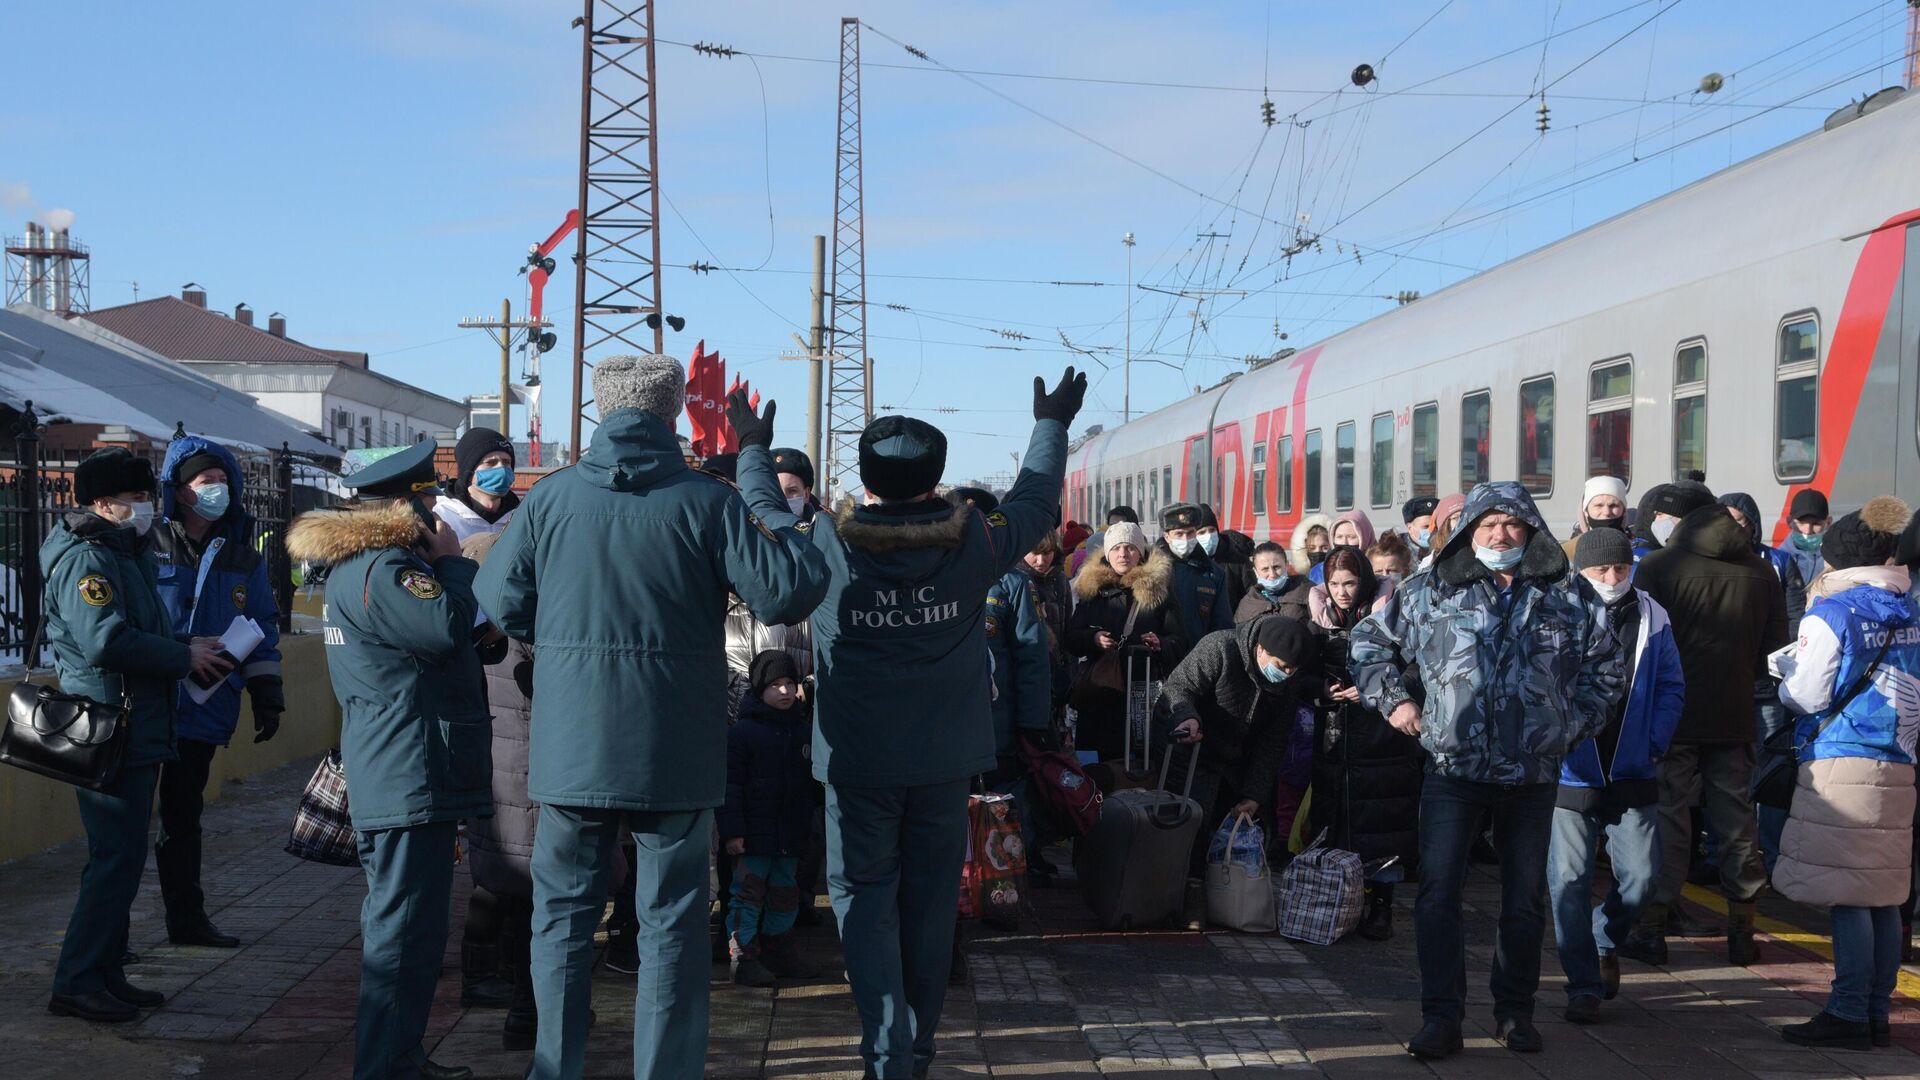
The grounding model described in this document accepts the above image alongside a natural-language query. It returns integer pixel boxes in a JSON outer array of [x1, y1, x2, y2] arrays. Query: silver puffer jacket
[[724, 595, 814, 719]]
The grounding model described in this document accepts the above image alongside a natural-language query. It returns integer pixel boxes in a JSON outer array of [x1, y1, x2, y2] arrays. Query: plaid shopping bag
[[1274, 827, 1363, 945], [285, 749, 359, 867]]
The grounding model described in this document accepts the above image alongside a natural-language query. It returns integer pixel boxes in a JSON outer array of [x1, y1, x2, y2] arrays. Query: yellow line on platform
[[1678, 882, 1920, 999]]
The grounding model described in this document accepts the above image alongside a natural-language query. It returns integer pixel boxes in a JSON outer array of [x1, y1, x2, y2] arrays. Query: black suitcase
[[1074, 723, 1202, 931]]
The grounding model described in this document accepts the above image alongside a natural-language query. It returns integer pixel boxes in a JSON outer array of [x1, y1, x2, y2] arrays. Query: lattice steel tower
[[823, 16, 872, 497], [569, 0, 665, 457]]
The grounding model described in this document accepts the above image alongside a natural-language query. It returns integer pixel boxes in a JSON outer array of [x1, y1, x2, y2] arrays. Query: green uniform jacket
[[287, 504, 492, 831], [472, 410, 831, 812], [40, 511, 191, 768], [807, 419, 1067, 788]]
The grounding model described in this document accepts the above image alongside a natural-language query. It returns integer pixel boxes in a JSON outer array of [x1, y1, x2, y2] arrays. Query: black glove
[[726, 388, 776, 450], [247, 676, 284, 744], [1033, 366, 1088, 425], [473, 623, 509, 666]]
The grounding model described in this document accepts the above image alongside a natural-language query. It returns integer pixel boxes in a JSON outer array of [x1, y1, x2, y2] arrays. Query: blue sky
[[4, 0, 1912, 485]]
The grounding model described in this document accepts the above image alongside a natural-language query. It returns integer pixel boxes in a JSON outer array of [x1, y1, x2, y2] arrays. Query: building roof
[[82, 296, 369, 369], [0, 303, 338, 459]]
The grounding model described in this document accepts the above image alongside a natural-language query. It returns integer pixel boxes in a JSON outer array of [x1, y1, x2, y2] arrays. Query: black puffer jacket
[[468, 638, 536, 898], [1065, 551, 1186, 758], [1632, 504, 1790, 744], [1214, 529, 1258, 611], [718, 697, 819, 856], [1307, 625, 1423, 869], [1150, 617, 1304, 811]]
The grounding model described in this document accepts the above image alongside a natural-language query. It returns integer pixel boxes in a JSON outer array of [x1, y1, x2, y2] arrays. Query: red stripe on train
[[1770, 212, 1911, 545]]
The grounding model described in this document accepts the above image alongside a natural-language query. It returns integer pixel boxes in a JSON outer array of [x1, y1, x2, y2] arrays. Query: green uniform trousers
[[53, 765, 159, 996], [354, 820, 457, 1080], [826, 780, 969, 1080], [528, 805, 712, 1080]]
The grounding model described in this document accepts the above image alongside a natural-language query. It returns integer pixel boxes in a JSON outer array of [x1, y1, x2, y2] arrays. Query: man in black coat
[[1619, 481, 1788, 967]]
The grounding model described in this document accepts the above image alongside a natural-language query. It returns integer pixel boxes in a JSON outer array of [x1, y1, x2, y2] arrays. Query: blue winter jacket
[[1778, 538, 1825, 592], [1781, 582, 1920, 766], [1352, 481, 1624, 786], [1557, 589, 1685, 798], [153, 436, 283, 746], [986, 566, 1051, 756], [1156, 541, 1234, 637]]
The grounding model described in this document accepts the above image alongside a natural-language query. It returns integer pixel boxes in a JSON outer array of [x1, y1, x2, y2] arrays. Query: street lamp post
[[1123, 232, 1135, 424]]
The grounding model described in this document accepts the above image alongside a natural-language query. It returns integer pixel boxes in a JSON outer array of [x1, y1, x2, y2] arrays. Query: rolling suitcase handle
[[1155, 739, 1198, 800], [1124, 647, 1155, 781]]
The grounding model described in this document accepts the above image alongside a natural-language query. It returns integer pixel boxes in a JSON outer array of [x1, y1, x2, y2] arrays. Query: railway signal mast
[[823, 17, 872, 499]]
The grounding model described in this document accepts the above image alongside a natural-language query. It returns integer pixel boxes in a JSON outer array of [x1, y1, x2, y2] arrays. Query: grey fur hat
[[593, 353, 685, 421]]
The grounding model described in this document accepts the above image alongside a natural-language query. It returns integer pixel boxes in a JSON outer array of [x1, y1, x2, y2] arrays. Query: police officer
[[44, 448, 234, 1023], [475, 354, 829, 1080], [772, 447, 819, 522], [152, 435, 284, 949], [1158, 502, 1234, 646], [806, 368, 1085, 1080], [286, 439, 489, 1080]]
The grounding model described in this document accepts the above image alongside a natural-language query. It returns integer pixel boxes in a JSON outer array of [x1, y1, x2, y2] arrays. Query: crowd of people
[[30, 349, 1920, 1076]]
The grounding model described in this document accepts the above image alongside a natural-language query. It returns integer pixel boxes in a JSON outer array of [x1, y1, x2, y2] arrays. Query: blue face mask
[[474, 466, 515, 495], [1475, 544, 1525, 571], [1793, 531, 1824, 552], [1168, 536, 1196, 558], [1260, 661, 1290, 685], [1412, 527, 1431, 549], [1197, 531, 1219, 556], [1258, 575, 1291, 597], [187, 482, 230, 522]]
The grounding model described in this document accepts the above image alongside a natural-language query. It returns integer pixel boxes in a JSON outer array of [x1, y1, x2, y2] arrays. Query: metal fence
[[0, 404, 297, 667]]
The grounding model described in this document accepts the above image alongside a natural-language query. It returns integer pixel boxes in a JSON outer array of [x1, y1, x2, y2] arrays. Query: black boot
[[761, 932, 821, 980], [1781, 1010, 1871, 1050], [502, 972, 536, 1051], [1727, 901, 1762, 967], [1356, 883, 1394, 941], [167, 911, 239, 949], [1407, 1020, 1462, 1059], [460, 938, 512, 1008]]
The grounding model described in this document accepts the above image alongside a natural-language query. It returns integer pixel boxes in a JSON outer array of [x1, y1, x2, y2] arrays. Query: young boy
[[1547, 528, 1685, 1022], [720, 651, 824, 987]]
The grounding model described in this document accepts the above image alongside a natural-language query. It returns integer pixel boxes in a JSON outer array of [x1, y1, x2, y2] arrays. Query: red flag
[[683, 341, 708, 454], [704, 353, 728, 456], [720, 373, 742, 454], [749, 388, 761, 412]]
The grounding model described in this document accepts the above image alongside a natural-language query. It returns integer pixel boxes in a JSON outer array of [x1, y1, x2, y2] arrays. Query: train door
[[1211, 421, 1244, 529], [1181, 434, 1208, 506], [1900, 223, 1920, 504]]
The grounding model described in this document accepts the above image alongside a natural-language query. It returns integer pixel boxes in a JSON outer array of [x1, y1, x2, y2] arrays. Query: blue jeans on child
[[727, 854, 801, 958], [1546, 804, 1659, 1002], [1828, 904, 1901, 1023]]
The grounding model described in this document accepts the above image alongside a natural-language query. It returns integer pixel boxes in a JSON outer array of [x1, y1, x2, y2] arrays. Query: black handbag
[[1751, 634, 1892, 811], [0, 617, 130, 793]]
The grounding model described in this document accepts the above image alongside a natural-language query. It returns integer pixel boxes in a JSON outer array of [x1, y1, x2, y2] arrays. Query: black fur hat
[[75, 447, 155, 506]]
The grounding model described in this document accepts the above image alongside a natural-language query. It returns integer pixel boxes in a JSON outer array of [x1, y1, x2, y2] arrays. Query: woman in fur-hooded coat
[[1065, 532, 1186, 760]]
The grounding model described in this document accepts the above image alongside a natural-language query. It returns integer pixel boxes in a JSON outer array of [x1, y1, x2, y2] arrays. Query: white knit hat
[[1583, 475, 1627, 508], [1104, 521, 1147, 557], [593, 353, 686, 421]]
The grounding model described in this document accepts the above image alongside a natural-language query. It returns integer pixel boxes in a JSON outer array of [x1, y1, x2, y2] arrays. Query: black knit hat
[[749, 650, 802, 700], [1161, 502, 1203, 531], [1823, 497, 1910, 571], [771, 447, 814, 489], [1791, 489, 1830, 521], [859, 416, 947, 499], [1253, 614, 1315, 671], [75, 447, 155, 505], [1402, 496, 1439, 524], [455, 427, 514, 489], [1196, 504, 1220, 529], [1646, 479, 1716, 520], [171, 450, 226, 486], [949, 486, 999, 512], [1575, 527, 1634, 570], [1897, 509, 1920, 570]]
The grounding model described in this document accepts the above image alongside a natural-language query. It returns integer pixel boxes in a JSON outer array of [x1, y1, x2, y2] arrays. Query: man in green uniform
[[287, 439, 490, 1080]]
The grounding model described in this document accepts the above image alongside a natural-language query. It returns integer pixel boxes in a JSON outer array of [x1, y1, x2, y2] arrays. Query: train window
[[1124, 474, 1134, 511], [1518, 376, 1555, 496], [1335, 422, 1356, 510], [1304, 430, 1323, 511], [1370, 413, 1394, 508], [1460, 391, 1491, 487], [1587, 357, 1632, 486], [1776, 313, 1819, 481], [1163, 466, 1173, 508], [1138, 472, 1148, 516], [1674, 339, 1707, 481], [1411, 403, 1438, 498], [1250, 441, 1267, 516], [1276, 435, 1293, 514]]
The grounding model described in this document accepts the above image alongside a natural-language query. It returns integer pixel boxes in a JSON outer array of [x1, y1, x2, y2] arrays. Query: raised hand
[[726, 387, 776, 450], [1033, 366, 1089, 425]]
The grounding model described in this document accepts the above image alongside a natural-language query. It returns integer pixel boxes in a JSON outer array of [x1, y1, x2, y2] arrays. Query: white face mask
[[1651, 517, 1677, 546], [786, 495, 808, 516], [1168, 537, 1196, 558], [1589, 578, 1631, 605], [1197, 531, 1219, 556], [117, 500, 155, 537]]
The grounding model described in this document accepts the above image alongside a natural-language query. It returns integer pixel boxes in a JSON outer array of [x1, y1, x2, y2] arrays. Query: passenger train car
[[1066, 91, 1920, 549]]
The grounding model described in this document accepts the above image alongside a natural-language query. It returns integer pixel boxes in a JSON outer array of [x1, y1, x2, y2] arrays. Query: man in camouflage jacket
[[1351, 481, 1622, 1059]]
